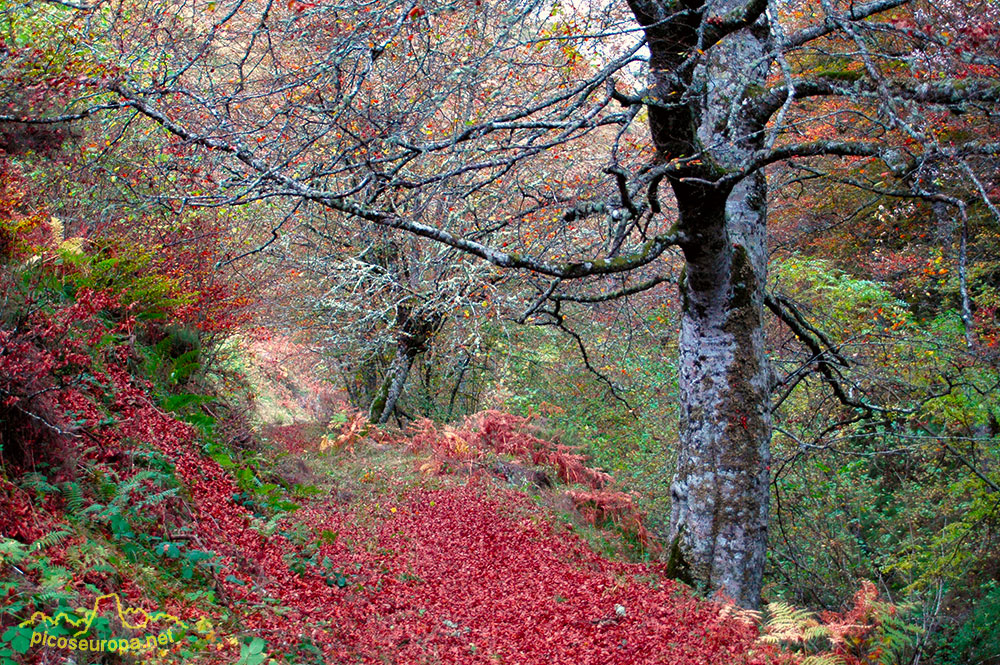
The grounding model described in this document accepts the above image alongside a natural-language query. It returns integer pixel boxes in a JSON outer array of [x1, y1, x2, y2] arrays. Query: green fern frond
[[34, 565, 75, 605], [40, 566, 72, 588], [20, 472, 58, 497], [803, 624, 834, 641], [66, 540, 114, 571], [60, 482, 86, 513], [252, 513, 285, 537], [760, 600, 839, 653], [764, 601, 818, 629], [104, 469, 175, 511], [30, 530, 71, 553], [0, 537, 29, 565], [4, 598, 28, 615], [34, 588, 74, 604], [134, 488, 180, 510]]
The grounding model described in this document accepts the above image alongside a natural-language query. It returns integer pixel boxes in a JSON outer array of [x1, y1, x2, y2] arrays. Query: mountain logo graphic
[[19, 593, 187, 638]]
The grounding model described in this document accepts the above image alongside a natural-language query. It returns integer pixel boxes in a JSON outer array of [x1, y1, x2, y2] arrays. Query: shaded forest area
[[1, 0, 999, 663]]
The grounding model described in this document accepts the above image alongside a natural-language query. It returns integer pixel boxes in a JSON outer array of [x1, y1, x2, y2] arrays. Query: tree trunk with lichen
[[629, 0, 772, 608], [368, 307, 443, 424], [369, 345, 417, 424]]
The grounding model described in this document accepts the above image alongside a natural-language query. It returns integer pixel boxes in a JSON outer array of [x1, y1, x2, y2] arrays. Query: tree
[[3, 0, 998, 608], [286, 222, 496, 424]]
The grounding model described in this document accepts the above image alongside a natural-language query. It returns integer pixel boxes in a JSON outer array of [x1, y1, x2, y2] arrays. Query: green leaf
[[2, 626, 34, 655], [186, 549, 215, 563], [109, 514, 134, 539], [237, 637, 268, 665]]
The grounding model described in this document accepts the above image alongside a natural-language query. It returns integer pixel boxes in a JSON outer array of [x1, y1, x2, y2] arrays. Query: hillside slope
[[3, 388, 786, 664]]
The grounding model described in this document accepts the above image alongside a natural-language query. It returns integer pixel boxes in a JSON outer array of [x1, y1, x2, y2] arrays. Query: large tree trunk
[[629, 0, 773, 607], [670, 177, 771, 608]]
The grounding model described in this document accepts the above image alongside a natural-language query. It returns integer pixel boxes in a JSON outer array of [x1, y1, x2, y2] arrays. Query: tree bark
[[671, 185, 771, 608], [628, 0, 772, 607], [371, 344, 417, 424], [367, 307, 443, 424]]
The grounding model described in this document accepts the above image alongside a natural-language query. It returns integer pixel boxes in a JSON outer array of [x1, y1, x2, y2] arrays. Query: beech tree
[[3, 0, 998, 608], [283, 220, 502, 424]]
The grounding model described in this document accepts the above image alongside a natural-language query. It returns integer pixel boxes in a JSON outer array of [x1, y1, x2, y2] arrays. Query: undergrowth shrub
[[0, 158, 253, 663], [0, 160, 50, 261], [397, 410, 657, 552], [756, 581, 922, 665], [937, 581, 1000, 665]]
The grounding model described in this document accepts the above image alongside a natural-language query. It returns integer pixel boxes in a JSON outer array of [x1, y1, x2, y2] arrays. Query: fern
[[162, 392, 215, 413], [252, 513, 286, 538], [101, 469, 175, 513], [137, 487, 181, 511], [129, 563, 161, 590], [869, 611, 922, 665], [0, 537, 29, 565], [760, 585, 922, 665], [30, 530, 71, 553], [760, 602, 829, 647], [169, 349, 201, 384], [34, 566, 74, 605], [60, 482, 86, 513], [19, 472, 58, 497], [801, 656, 846, 665], [131, 448, 176, 474], [34, 588, 73, 605], [66, 540, 114, 572]]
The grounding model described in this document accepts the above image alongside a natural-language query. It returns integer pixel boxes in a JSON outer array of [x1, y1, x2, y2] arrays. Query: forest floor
[[3, 335, 790, 665], [161, 413, 781, 664]]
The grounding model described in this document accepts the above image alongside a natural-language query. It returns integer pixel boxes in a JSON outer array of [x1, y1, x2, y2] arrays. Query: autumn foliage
[[5, 0, 999, 661], [3, 165, 790, 663], [398, 410, 658, 549], [0, 191, 904, 663]]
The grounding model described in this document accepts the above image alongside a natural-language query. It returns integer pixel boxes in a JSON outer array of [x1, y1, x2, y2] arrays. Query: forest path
[[153, 418, 777, 665]]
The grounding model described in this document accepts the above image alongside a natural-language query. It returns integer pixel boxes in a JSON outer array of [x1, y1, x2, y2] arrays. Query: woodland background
[[0, 0, 999, 663]]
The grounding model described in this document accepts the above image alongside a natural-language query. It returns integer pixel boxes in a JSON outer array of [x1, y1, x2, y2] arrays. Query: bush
[[938, 582, 1000, 665]]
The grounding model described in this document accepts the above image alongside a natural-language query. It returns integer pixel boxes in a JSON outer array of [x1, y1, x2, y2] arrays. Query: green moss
[[367, 373, 391, 422], [665, 528, 694, 586], [729, 243, 754, 311]]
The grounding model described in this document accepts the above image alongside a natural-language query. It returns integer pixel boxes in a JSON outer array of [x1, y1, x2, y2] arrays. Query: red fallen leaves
[[119, 393, 785, 663], [0, 477, 49, 543], [402, 410, 655, 549], [4, 339, 794, 665], [0, 245, 785, 664], [292, 482, 787, 665], [0, 284, 132, 467], [0, 204, 785, 664]]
